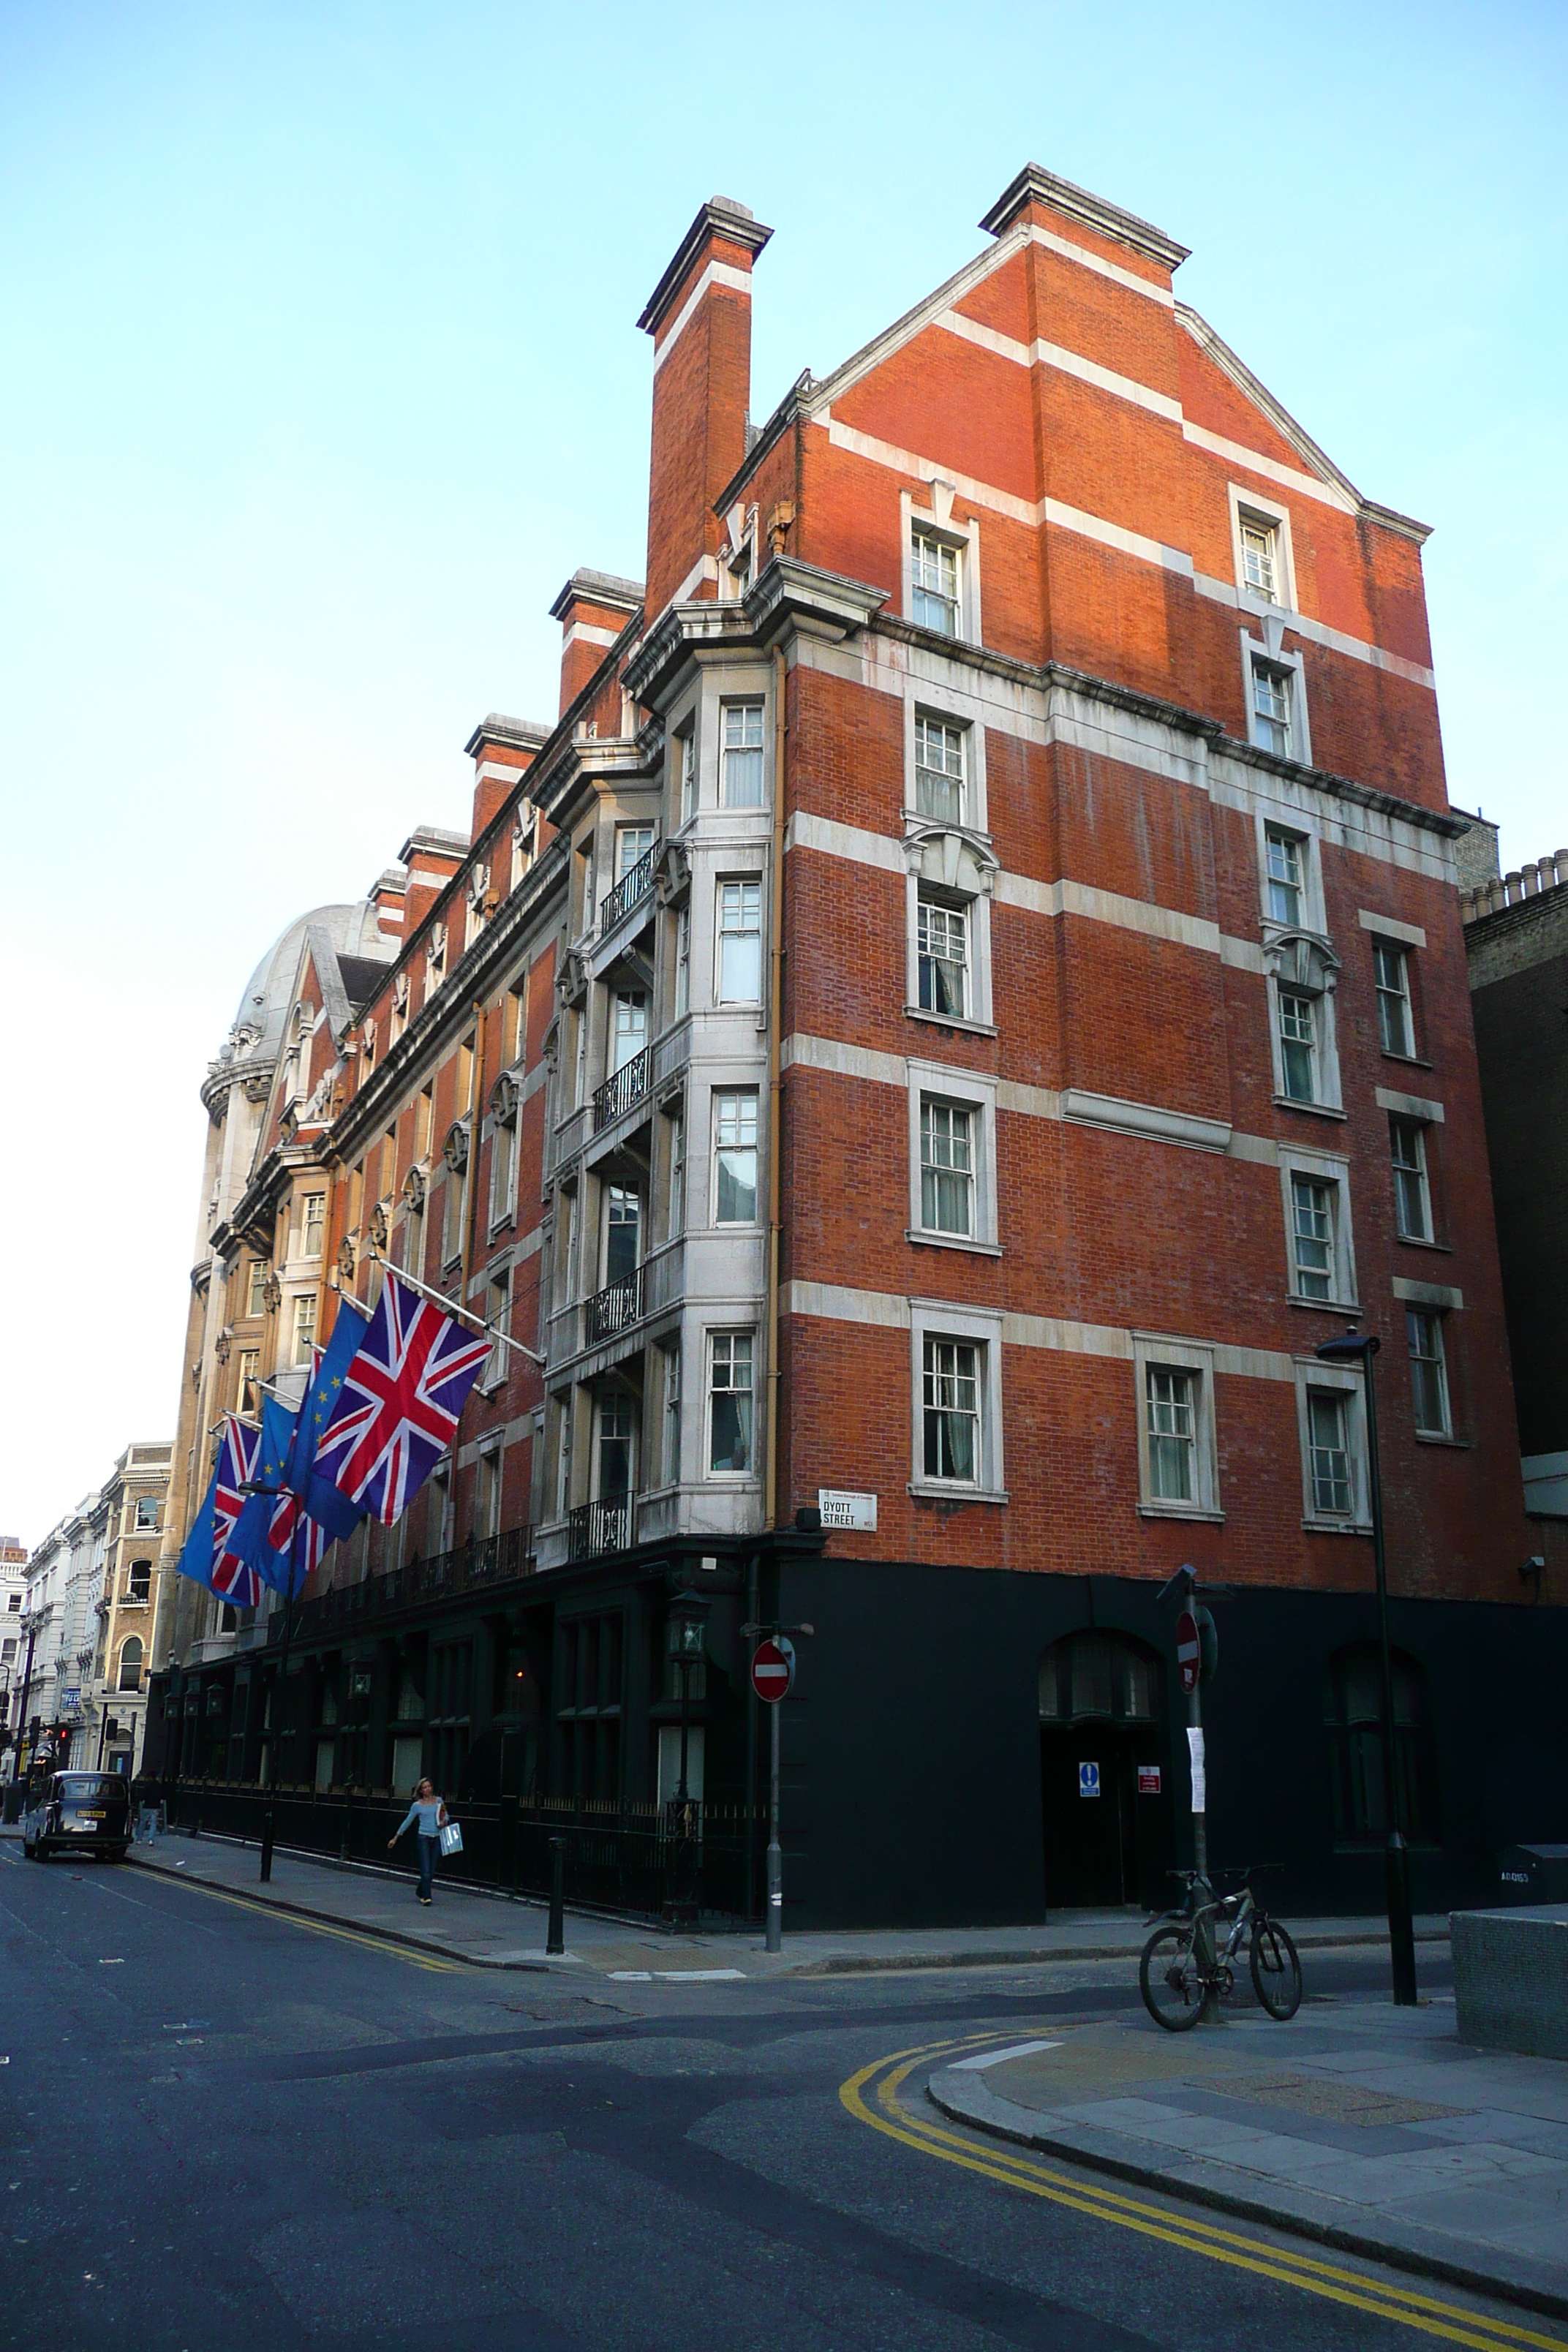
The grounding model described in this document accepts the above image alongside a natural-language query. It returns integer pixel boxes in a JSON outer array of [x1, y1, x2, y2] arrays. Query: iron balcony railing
[[593, 1047, 648, 1132], [285, 1525, 533, 1637], [585, 1262, 645, 1344], [568, 1493, 633, 1561], [599, 845, 657, 938]]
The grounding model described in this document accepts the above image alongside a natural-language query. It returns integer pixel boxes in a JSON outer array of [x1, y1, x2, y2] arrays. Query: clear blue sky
[[2, 0, 1564, 1545]]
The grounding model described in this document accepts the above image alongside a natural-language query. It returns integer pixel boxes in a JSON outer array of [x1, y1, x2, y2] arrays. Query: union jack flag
[[211, 1415, 265, 1609], [315, 1271, 491, 1525]]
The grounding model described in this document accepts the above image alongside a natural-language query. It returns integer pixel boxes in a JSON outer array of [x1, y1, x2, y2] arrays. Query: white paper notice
[[1186, 1725, 1207, 1814]]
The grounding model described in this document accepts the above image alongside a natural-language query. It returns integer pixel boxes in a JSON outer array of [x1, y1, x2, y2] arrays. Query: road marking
[[135, 1873, 463, 1975], [840, 2037, 1567, 2351], [951, 2039, 1060, 2069], [609, 1967, 749, 1983]]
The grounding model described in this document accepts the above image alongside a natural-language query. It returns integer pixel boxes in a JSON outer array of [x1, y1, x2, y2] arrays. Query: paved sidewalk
[[930, 1999, 1568, 2316], [37, 1823, 1450, 1980]]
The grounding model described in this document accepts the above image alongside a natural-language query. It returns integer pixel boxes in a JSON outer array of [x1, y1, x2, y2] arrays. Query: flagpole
[[259, 1508, 299, 1885], [363, 1246, 546, 1365]]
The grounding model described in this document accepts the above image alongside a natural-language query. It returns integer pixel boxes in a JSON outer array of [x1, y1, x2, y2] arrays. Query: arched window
[[1039, 1632, 1159, 1725], [118, 1638, 143, 1694], [1324, 1645, 1435, 1844]]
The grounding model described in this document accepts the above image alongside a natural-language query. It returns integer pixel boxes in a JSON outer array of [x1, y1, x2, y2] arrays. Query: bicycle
[[1139, 1866, 1303, 2032]]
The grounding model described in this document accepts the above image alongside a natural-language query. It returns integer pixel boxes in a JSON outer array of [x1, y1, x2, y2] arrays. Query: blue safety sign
[[1079, 1760, 1101, 1799]]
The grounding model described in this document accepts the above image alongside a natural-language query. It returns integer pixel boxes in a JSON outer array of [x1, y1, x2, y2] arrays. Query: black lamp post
[[1315, 1328, 1418, 2006], [665, 1588, 711, 1812]]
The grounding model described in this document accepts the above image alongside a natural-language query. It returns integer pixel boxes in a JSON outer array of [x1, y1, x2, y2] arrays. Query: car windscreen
[[55, 1776, 128, 1807]]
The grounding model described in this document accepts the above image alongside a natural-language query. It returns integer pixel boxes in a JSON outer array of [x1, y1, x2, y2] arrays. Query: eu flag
[[227, 1396, 301, 1591], [176, 1471, 220, 1592], [285, 1303, 369, 1540]]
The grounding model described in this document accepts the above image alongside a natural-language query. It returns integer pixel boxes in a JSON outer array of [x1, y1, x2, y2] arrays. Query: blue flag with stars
[[225, 1396, 301, 1592], [175, 1469, 220, 1593], [285, 1303, 370, 1540]]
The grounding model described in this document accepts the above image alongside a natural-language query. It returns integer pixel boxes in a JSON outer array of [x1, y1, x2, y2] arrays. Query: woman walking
[[388, 1777, 448, 1905]]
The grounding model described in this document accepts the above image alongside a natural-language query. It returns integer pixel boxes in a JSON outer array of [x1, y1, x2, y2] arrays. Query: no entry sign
[[1175, 1609, 1202, 1694], [750, 1637, 795, 1705]]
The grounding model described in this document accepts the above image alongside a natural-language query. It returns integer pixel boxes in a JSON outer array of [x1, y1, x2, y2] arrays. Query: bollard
[[546, 1835, 565, 1956]]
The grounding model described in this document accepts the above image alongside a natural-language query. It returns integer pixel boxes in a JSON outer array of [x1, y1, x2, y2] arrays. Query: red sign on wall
[[1137, 1765, 1162, 1796]]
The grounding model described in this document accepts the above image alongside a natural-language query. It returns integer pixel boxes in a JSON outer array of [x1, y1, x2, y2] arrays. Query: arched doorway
[[1039, 1631, 1172, 1910]]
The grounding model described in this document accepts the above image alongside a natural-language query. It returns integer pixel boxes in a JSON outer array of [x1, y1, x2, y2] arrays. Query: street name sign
[[750, 1637, 795, 1705], [817, 1489, 877, 1531]]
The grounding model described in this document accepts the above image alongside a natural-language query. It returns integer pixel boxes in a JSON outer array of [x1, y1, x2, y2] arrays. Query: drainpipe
[[454, 998, 490, 1539], [461, 998, 489, 1305], [765, 648, 788, 1531]]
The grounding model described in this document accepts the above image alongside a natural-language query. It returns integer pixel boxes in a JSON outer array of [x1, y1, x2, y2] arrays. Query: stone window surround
[[908, 1297, 1008, 1504], [1131, 1331, 1224, 1523]]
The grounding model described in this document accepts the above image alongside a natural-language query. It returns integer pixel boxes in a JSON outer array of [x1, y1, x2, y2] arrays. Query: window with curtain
[[922, 1336, 979, 1482], [917, 893, 969, 1017], [919, 1098, 973, 1235], [913, 714, 965, 823]]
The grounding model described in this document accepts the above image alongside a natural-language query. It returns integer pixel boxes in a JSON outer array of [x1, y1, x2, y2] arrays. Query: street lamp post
[[1315, 1329, 1418, 2007], [257, 1515, 303, 1885], [664, 1588, 711, 1924]]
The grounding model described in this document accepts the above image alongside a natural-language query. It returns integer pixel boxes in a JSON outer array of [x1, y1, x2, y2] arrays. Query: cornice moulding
[[980, 164, 1191, 271], [637, 196, 773, 336]]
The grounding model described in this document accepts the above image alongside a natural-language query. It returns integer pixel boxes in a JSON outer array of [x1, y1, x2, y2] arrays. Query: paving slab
[[929, 1999, 1568, 2318]]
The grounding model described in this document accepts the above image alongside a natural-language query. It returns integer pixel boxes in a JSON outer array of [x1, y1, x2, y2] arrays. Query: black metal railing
[[157, 1781, 762, 1925], [585, 1264, 644, 1343], [286, 1525, 533, 1637], [592, 1048, 648, 1131], [598, 845, 657, 938], [567, 1493, 633, 1560]]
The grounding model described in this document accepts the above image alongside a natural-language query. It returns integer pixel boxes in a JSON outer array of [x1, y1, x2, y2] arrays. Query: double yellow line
[[157, 1872, 464, 1974], [840, 2036, 1566, 2352]]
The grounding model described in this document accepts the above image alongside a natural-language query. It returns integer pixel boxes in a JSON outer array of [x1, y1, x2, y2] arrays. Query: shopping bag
[[439, 1820, 464, 1856]]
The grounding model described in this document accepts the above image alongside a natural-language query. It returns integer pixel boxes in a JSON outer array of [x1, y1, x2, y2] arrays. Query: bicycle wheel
[[1140, 1923, 1207, 2032], [1250, 1918, 1303, 2020]]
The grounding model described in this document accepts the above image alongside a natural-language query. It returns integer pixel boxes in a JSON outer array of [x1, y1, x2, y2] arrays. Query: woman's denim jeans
[[415, 1833, 438, 1900]]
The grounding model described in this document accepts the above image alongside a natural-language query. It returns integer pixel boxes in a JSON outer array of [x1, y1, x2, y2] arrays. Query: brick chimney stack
[[548, 570, 644, 716], [638, 195, 772, 621], [463, 712, 551, 845], [398, 825, 467, 939]]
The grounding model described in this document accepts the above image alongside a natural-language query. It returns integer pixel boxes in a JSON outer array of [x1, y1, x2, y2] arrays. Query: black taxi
[[23, 1771, 132, 1861]]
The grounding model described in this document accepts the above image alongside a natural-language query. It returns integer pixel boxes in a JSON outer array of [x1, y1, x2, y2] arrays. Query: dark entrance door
[[1039, 1632, 1174, 1910], [1042, 1729, 1137, 1906]]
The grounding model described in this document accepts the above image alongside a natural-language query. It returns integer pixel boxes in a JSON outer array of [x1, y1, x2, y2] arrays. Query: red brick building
[[154, 170, 1567, 1926]]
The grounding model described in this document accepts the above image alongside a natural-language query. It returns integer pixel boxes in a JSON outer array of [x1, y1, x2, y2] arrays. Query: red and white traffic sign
[[750, 1637, 795, 1705], [1175, 1609, 1202, 1694]]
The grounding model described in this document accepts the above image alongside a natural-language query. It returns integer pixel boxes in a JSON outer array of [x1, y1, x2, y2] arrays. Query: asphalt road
[[1, 1841, 1523, 2352]]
